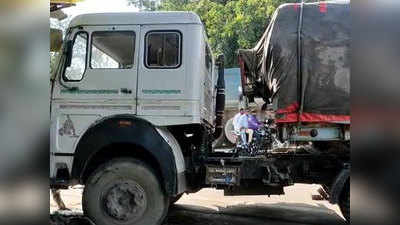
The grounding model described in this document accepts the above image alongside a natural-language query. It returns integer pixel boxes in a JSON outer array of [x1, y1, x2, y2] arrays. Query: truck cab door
[[52, 25, 140, 113], [137, 26, 186, 117], [50, 25, 140, 156]]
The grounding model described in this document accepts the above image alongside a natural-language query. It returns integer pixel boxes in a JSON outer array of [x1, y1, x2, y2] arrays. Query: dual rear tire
[[83, 158, 169, 225]]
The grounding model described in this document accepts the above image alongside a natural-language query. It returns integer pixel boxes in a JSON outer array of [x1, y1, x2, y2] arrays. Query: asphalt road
[[50, 184, 346, 225]]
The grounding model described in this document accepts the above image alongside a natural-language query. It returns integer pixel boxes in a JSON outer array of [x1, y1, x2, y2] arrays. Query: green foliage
[[127, 0, 159, 11], [158, 0, 296, 67]]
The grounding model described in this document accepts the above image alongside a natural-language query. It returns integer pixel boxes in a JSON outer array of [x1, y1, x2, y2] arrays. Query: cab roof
[[69, 11, 202, 28]]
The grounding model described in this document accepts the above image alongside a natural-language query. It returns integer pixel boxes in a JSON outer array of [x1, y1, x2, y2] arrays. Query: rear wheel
[[83, 158, 169, 225], [339, 182, 350, 223]]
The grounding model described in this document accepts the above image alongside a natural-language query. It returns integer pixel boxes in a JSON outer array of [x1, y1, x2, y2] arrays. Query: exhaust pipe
[[214, 55, 225, 139]]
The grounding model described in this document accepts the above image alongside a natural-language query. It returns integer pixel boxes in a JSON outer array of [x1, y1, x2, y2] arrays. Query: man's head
[[239, 108, 244, 114]]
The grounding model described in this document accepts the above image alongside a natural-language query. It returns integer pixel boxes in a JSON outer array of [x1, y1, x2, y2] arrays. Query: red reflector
[[118, 121, 132, 127], [293, 3, 299, 11], [320, 2, 327, 13]]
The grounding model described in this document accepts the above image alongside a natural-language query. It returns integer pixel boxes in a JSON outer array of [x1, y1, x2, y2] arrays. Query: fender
[[329, 164, 350, 204], [155, 127, 187, 194], [71, 114, 177, 195]]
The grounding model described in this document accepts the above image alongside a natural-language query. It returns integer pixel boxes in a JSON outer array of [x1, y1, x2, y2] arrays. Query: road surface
[[50, 184, 346, 225]]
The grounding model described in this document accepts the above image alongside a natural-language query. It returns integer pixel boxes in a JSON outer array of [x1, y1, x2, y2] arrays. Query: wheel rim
[[224, 118, 237, 144], [102, 179, 147, 223]]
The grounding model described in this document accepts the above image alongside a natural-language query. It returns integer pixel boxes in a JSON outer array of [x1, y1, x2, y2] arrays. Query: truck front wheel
[[82, 158, 169, 225]]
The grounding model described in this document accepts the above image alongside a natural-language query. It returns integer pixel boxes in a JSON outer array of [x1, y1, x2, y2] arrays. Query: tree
[[51, 0, 298, 69], [50, 17, 71, 74], [127, 0, 160, 11], [158, 0, 297, 67]]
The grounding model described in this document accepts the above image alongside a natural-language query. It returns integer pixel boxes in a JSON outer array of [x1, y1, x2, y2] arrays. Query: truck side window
[[90, 31, 135, 69], [146, 31, 181, 68], [64, 32, 88, 81]]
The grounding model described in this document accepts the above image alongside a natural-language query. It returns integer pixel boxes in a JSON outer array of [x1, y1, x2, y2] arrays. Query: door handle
[[120, 88, 132, 94]]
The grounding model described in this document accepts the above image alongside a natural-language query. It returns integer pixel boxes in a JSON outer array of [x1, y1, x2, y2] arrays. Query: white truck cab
[[50, 12, 225, 225]]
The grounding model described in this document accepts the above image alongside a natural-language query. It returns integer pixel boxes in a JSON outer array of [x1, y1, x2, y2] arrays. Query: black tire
[[339, 182, 350, 223], [169, 193, 183, 205], [82, 158, 169, 225]]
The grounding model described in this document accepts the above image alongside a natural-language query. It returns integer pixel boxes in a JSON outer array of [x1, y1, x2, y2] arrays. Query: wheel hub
[[103, 180, 147, 222]]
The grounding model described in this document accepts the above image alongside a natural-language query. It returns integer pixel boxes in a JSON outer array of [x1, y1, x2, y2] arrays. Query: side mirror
[[50, 28, 63, 52], [64, 40, 74, 67]]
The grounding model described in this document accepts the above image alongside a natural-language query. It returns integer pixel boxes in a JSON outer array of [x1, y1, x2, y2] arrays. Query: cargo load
[[238, 1, 350, 123]]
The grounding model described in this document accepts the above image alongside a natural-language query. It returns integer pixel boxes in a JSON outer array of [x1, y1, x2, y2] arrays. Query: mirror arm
[[64, 40, 73, 67], [57, 47, 78, 91]]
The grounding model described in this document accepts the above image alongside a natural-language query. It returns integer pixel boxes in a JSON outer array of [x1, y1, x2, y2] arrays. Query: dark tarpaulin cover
[[238, 2, 350, 123]]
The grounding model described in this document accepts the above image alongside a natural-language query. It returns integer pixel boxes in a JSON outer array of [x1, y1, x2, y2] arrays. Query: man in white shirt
[[232, 108, 244, 133], [238, 109, 251, 146]]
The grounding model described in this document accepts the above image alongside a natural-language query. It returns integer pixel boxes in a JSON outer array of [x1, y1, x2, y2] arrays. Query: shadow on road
[[50, 202, 346, 225], [166, 202, 346, 225]]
